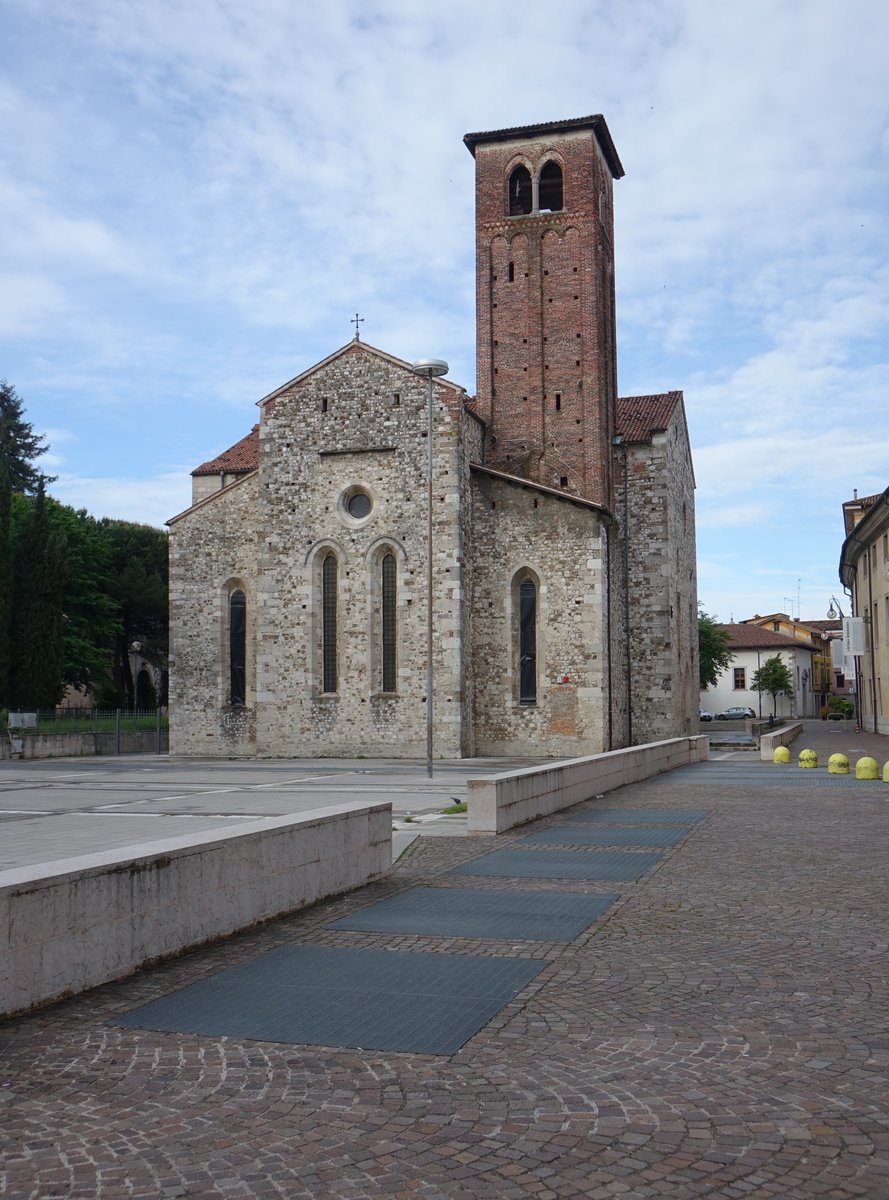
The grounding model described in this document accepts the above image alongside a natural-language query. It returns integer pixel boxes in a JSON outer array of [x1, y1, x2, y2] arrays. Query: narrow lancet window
[[229, 590, 246, 705], [519, 578, 537, 704], [322, 554, 337, 693], [538, 161, 563, 212], [381, 553, 397, 692], [508, 165, 532, 216]]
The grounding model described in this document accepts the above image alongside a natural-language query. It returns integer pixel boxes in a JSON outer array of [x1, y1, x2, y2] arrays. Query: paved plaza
[[3, 724, 889, 1198], [0, 756, 550, 871]]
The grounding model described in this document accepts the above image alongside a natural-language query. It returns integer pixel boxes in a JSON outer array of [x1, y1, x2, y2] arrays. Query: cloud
[[49, 471, 191, 528], [1, 0, 888, 626]]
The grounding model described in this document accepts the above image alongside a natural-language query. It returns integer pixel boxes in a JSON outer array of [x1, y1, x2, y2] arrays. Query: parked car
[[699, 708, 712, 722], [715, 706, 756, 720]]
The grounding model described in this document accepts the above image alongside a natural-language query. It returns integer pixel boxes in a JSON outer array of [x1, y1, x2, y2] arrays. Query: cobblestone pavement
[[4, 749, 889, 1198]]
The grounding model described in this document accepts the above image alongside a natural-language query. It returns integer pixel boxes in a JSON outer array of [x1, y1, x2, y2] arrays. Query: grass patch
[[35, 716, 169, 734], [443, 802, 467, 814]]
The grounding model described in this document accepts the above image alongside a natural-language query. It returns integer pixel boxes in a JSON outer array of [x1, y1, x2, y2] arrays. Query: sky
[[2, 0, 888, 624]]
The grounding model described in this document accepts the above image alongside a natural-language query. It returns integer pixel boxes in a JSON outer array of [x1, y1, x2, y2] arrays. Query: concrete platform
[[0, 754, 546, 872]]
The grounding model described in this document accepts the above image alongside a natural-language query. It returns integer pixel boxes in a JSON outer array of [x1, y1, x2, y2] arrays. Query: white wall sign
[[843, 617, 867, 656]]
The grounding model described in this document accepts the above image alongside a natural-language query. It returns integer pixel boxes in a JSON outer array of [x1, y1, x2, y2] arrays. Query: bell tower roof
[[463, 115, 624, 179]]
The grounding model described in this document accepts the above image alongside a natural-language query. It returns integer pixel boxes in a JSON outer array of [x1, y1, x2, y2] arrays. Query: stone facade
[[617, 395, 699, 742], [168, 115, 698, 760]]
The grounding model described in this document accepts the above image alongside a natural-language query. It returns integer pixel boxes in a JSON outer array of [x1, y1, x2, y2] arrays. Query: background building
[[701, 623, 815, 720], [839, 487, 889, 733]]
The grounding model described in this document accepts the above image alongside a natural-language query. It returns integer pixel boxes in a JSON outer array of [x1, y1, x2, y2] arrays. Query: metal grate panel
[[117, 945, 547, 1056], [523, 825, 689, 848], [451, 848, 662, 882], [329, 886, 619, 941], [564, 807, 708, 826]]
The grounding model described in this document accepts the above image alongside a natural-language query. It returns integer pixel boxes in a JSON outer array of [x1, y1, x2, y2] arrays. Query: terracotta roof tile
[[192, 425, 259, 477], [616, 392, 682, 443], [718, 623, 814, 650]]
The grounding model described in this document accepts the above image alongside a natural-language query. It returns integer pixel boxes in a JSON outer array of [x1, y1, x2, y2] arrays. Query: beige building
[[167, 116, 698, 759], [840, 488, 889, 733]]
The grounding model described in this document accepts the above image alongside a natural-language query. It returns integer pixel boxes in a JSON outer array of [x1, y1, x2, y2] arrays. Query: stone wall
[[253, 343, 470, 758], [168, 473, 259, 755], [622, 406, 698, 743], [469, 470, 610, 756]]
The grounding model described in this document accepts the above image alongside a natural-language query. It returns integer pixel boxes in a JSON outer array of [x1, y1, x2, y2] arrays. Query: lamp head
[[411, 358, 448, 378]]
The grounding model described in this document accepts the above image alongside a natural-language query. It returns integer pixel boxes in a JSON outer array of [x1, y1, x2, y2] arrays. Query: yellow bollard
[[883, 761, 889, 784], [855, 756, 879, 780], [828, 753, 849, 774], [773, 746, 791, 764], [798, 749, 818, 769]]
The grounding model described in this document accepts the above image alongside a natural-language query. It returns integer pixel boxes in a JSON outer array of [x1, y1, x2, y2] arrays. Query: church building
[[168, 116, 698, 759]]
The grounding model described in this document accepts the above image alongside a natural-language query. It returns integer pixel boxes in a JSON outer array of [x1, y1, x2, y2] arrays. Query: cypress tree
[[0, 380, 53, 709], [9, 481, 68, 710]]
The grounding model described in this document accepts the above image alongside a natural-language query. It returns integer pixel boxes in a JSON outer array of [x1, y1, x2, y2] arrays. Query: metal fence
[[6, 708, 169, 756], [9, 708, 169, 732]]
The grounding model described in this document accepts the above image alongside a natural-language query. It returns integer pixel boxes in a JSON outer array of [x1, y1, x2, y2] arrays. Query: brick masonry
[[470, 121, 619, 510]]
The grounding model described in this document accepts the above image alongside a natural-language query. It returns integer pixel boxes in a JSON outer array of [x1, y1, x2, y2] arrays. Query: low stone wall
[[759, 722, 803, 761], [466, 737, 710, 835], [1, 800, 391, 1018], [2, 731, 170, 759]]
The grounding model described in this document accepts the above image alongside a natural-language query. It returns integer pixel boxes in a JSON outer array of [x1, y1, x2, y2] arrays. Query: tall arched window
[[538, 160, 563, 212], [381, 552, 397, 693], [519, 577, 537, 704], [229, 589, 246, 705], [508, 165, 532, 216], [322, 554, 338, 693]]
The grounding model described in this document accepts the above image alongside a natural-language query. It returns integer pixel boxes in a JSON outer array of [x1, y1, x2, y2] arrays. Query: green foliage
[[9, 482, 67, 708], [0, 379, 53, 492], [750, 655, 795, 715], [827, 696, 854, 717], [0, 379, 168, 709], [98, 519, 169, 705], [698, 606, 733, 689], [0, 454, 10, 703], [48, 501, 120, 695]]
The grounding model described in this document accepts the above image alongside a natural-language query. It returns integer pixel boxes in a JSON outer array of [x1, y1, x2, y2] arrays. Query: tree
[[48, 502, 120, 696], [99, 519, 169, 706], [0, 381, 55, 706], [698, 606, 733, 689], [0, 379, 53, 492], [751, 654, 794, 716], [8, 481, 68, 709]]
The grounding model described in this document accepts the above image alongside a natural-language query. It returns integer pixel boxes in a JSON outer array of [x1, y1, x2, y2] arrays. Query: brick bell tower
[[464, 116, 625, 510]]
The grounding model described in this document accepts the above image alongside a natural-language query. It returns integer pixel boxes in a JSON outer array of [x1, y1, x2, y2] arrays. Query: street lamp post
[[130, 640, 142, 710], [410, 358, 449, 779]]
